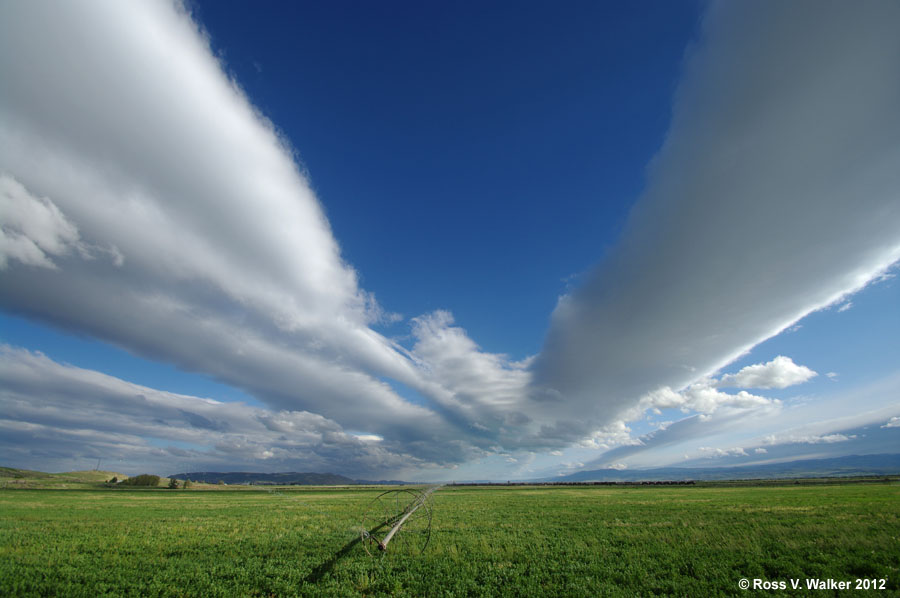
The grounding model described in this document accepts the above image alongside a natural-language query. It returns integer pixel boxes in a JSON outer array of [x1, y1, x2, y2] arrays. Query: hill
[[0, 467, 128, 489], [170, 471, 412, 486], [550, 453, 900, 482], [170, 471, 358, 486], [1, 467, 409, 489]]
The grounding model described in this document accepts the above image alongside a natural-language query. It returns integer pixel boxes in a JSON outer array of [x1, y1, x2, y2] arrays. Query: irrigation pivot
[[360, 486, 440, 556]]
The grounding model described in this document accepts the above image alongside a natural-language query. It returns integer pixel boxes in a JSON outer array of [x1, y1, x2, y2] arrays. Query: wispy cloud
[[763, 433, 854, 446], [698, 446, 748, 459], [584, 373, 900, 471], [0, 345, 423, 476], [0, 174, 87, 270]]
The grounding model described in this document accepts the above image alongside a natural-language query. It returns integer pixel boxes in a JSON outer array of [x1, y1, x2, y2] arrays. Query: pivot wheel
[[359, 489, 433, 556]]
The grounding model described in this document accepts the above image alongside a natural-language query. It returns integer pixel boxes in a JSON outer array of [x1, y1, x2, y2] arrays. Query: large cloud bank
[[0, 0, 529, 471], [533, 0, 900, 436], [0, 345, 420, 476], [2, 1, 899, 475]]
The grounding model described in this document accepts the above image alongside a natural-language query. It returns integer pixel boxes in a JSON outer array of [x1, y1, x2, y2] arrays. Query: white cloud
[[0, 1, 485, 465], [837, 301, 853, 313], [826, 372, 839, 380], [0, 1, 570, 467], [352, 434, 384, 443], [698, 446, 748, 458], [578, 420, 640, 450], [408, 310, 531, 417], [882, 417, 900, 429], [873, 270, 896, 284], [763, 433, 855, 446], [586, 373, 900, 470], [585, 404, 783, 469], [533, 0, 900, 438], [558, 461, 584, 472], [0, 345, 420, 476], [0, 173, 82, 270], [636, 382, 779, 416], [716, 356, 817, 389]]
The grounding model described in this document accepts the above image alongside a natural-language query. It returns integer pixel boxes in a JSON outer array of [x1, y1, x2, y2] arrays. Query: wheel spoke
[[359, 488, 436, 556]]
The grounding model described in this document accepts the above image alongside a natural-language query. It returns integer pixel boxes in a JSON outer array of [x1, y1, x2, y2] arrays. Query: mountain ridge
[[545, 453, 900, 483], [169, 471, 410, 485], [172, 454, 900, 486]]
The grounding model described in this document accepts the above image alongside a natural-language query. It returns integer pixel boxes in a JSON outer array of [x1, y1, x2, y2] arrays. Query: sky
[[1, 0, 898, 481]]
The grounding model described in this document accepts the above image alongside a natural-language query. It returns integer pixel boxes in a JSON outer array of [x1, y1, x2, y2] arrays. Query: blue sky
[[193, 0, 701, 360], [1, 1, 898, 480]]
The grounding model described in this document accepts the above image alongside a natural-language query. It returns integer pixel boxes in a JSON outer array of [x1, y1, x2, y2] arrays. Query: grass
[[0, 467, 127, 489], [1, 481, 897, 596]]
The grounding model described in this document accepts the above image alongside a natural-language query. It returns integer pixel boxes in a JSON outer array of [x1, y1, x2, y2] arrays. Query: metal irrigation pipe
[[377, 485, 442, 552]]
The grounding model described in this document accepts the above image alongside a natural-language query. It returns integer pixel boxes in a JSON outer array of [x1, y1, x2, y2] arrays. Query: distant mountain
[[549, 453, 900, 483], [169, 471, 410, 485]]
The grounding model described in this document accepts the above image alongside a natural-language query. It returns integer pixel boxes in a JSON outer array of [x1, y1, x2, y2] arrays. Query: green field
[[0, 467, 132, 489], [1, 481, 898, 596]]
